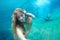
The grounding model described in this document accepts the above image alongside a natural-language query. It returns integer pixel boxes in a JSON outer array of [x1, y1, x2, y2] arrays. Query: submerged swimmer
[[45, 13, 51, 21], [12, 8, 35, 40]]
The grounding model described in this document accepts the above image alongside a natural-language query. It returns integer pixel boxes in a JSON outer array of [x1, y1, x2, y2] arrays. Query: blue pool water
[[0, 0, 60, 40]]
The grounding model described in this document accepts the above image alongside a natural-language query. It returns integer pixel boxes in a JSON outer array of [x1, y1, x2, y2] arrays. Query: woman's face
[[16, 10, 25, 22]]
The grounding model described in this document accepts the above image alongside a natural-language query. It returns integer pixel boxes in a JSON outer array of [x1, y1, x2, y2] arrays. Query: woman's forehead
[[17, 12, 23, 15]]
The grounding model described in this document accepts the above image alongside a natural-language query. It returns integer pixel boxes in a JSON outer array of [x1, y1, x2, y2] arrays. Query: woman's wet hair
[[15, 8, 25, 13]]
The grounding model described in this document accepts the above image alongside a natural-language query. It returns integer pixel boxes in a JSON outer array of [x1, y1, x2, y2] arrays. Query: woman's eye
[[21, 15, 23, 16]]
